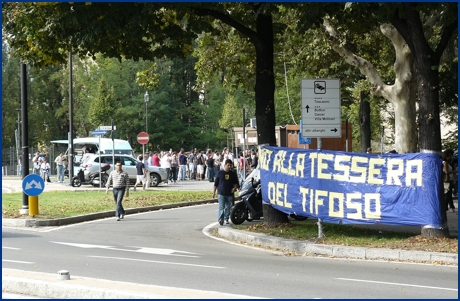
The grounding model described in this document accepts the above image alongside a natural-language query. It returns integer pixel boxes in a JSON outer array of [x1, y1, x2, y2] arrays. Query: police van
[[51, 137, 135, 174]]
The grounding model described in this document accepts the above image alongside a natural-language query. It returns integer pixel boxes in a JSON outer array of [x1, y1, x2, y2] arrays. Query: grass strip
[[232, 221, 458, 253], [2, 190, 211, 219]]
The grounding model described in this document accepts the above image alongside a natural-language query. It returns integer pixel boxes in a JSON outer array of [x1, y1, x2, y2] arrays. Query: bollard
[[29, 196, 38, 216], [57, 270, 70, 280]]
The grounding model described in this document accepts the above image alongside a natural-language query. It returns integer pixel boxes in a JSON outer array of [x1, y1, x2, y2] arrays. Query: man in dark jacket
[[212, 159, 239, 225]]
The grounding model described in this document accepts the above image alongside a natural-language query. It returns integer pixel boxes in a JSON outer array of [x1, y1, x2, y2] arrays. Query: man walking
[[178, 148, 187, 181], [106, 160, 130, 221], [32, 152, 41, 175], [212, 159, 239, 225], [54, 152, 65, 183], [134, 155, 147, 191]]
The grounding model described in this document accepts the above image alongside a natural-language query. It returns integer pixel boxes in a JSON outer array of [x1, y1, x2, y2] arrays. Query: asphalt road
[[2, 203, 458, 299]]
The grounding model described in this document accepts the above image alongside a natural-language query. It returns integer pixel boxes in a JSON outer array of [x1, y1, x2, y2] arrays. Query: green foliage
[[342, 81, 387, 152], [88, 78, 115, 126], [2, 42, 21, 147], [219, 94, 242, 130]]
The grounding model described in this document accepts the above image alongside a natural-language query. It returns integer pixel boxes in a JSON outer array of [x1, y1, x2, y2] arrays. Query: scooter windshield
[[239, 166, 260, 196]]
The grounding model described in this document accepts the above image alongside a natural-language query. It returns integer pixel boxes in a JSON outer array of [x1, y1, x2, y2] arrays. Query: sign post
[[301, 79, 341, 138], [137, 132, 149, 161], [90, 130, 106, 188], [22, 174, 45, 216]]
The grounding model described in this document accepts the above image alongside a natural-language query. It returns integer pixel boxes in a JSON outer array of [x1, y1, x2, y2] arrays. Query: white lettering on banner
[[260, 150, 423, 187], [299, 187, 381, 220], [267, 182, 293, 208]]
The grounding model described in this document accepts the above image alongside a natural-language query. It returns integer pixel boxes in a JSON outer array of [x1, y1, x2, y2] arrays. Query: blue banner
[[259, 146, 443, 226]]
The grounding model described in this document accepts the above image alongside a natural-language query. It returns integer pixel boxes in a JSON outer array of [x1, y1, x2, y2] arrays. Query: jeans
[[170, 166, 178, 182], [445, 185, 455, 210], [179, 165, 187, 180], [239, 169, 245, 186], [112, 187, 126, 218], [57, 165, 65, 182], [165, 168, 170, 182], [217, 194, 233, 222], [207, 166, 215, 182]]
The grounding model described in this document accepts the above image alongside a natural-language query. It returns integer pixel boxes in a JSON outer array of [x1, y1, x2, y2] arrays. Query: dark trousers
[[445, 186, 455, 210], [112, 187, 126, 218]]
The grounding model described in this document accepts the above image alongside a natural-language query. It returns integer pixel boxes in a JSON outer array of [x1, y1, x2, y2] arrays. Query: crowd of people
[[138, 147, 259, 185]]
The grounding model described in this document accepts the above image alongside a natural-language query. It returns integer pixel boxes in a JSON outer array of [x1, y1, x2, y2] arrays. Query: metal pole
[[15, 108, 21, 176], [112, 118, 115, 171], [242, 108, 246, 181], [145, 100, 148, 154], [317, 137, 324, 238], [381, 126, 384, 155], [345, 118, 349, 152], [98, 134, 101, 188], [68, 50, 74, 186], [20, 63, 29, 214]]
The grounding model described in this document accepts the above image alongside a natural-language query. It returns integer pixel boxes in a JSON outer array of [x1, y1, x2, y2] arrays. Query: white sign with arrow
[[301, 78, 341, 138]]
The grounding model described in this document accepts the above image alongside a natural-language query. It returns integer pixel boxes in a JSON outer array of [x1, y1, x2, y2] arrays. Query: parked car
[[80, 154, 167, 187]]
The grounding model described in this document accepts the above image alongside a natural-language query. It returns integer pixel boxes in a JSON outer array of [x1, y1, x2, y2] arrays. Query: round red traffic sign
[[137, 132, 149, 145]]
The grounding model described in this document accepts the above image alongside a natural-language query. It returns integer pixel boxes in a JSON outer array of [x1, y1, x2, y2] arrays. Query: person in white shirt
[[160, 152, 171, 184], [54, 152, 65, 183], [41, 158, 51, 182]]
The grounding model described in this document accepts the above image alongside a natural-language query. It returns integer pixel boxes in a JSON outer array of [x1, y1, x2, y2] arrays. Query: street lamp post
[[15, 108, 21, 177], [144, 91, 149, 156]]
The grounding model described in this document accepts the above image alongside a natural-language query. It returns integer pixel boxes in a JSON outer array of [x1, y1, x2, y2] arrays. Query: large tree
[[2, 2, 330, 225], [330, 3, 457, 237]]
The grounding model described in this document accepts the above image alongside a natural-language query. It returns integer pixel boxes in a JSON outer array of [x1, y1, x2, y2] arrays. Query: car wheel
[[149, 173, 161, 187]]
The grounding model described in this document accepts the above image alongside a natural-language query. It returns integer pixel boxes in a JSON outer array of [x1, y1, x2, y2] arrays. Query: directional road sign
[[22, 174, 45, 196], [90, 130, 107, 136], [98, 126, 117, 130], [301, 79, 341, 138], [137, 131, 149, 145]]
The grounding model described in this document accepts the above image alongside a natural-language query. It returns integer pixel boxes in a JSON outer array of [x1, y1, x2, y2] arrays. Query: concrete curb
[[2, 268, 259, 299], [217, 227, 458, 265]]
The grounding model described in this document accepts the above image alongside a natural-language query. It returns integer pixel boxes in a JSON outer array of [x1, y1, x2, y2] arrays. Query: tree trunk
[[391, 3, 456, 238], [323, 20, 418, 154], [359, 91, 371, 153], [263, 204, 289, 225], [253, 11, 287, 225], [254, 11, 276, 147]]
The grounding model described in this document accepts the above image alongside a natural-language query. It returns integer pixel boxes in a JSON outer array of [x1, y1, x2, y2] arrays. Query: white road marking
[[89, 255, 225, 269], [51, 241, 113, 249], [336, 278, 458, 291], [2, 259, 34, 264], [2, 247, 21, 250], [50, 241, 200, 258]]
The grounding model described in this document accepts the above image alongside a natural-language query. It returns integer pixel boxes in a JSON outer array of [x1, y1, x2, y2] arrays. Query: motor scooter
[[230, 167, 308, 224], [230, 168, 263, 225], [72, 164, 110, 187]]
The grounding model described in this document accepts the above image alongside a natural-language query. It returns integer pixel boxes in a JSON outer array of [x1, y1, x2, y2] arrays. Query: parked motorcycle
[[230, 167, 308, 225], [72, 164, 110, 187]]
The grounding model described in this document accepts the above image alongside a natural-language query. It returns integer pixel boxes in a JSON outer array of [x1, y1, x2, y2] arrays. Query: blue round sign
[[22, 174, 45, 196]]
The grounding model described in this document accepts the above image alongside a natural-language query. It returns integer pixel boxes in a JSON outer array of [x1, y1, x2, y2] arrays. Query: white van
[[51, 137, 135, 174]]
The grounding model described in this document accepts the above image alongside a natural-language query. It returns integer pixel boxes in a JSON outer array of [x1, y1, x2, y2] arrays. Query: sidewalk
[[2, 176, 458, 298]]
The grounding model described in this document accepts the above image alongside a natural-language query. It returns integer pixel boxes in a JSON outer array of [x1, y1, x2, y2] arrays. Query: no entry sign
[[137, 132, 149, 145]]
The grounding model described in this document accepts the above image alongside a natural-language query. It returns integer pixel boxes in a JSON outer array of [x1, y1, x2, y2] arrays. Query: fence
[[2, 145, 68, 177]]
